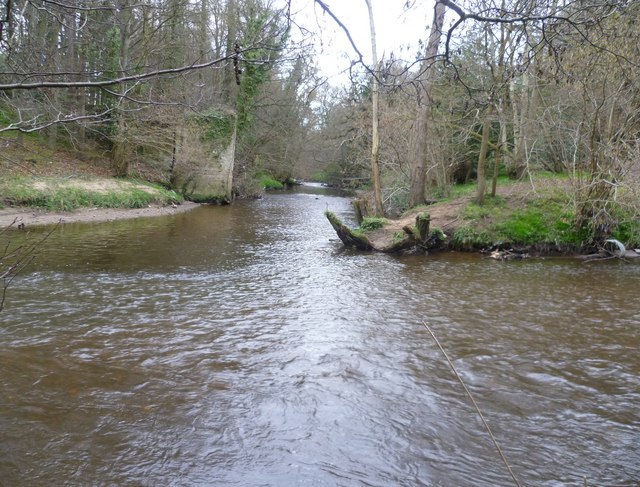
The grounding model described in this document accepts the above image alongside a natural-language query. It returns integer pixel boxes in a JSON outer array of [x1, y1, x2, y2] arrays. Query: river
[[0, 183, 638, 486]]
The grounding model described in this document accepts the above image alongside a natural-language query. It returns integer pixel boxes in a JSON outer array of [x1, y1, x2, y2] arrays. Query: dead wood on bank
[[325, 211, 373, 251], [325, 211, 435, 253]]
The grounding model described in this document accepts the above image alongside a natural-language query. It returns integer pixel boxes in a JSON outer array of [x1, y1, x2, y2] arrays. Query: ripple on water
[[1, 190, 639, 486]]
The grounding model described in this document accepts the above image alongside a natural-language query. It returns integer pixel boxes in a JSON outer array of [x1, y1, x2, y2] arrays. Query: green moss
[[430, 227, 446, 241], [187, 193, 230, 204], [190, 110, 236, 146]]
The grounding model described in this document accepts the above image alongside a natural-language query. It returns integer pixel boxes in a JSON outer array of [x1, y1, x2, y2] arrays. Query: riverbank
[[0, 174, 200, 227], [1, 133, 639, 254], [335, 175, 640, 257], [0, 201, 201, 228]]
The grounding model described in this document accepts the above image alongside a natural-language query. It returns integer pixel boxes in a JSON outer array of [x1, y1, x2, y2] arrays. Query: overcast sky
[[289, 0, 435, 84]]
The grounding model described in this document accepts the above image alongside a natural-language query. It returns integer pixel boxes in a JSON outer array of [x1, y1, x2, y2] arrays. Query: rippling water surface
[[1, 184, 639, 486]]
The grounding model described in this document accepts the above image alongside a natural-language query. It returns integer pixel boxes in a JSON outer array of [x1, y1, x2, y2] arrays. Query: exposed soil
[[0, 136, 115, 178], [0, 201, 201, 228], [0, 136, 201, 227], [367, 199, 469, 250]]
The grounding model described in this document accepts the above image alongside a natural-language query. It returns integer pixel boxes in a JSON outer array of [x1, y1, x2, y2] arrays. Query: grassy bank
[[346, 174, 640, 254], [429, 175, 640, 251], [0, 176, 183, 212]]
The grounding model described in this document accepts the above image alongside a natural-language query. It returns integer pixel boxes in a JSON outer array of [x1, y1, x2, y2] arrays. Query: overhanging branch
[[0, 54, 236, 91]]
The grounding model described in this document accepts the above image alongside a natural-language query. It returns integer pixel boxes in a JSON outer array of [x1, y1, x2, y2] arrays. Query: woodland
[[1, 0, 640, 248]]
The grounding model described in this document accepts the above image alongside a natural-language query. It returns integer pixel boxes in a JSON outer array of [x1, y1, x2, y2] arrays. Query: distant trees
[[312, 0, 638, 242], [0, 0, 316, 192], [2, 0, 639, 242]]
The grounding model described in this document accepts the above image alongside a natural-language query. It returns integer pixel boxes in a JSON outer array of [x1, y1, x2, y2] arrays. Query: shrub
[[359, 217, 387, 232]]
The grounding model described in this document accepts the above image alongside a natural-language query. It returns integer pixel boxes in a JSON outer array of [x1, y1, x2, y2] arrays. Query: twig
[[422, 322, 522, 487], [0, 220, 59, 312]]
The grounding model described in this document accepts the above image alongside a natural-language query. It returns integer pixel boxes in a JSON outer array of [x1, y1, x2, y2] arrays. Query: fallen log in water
[[325, 211, 434, 253], [325, 211, 373, 251]]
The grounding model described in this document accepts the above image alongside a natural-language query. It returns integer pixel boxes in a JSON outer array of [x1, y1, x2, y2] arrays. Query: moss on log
[[378, 226, 418, 253], [415, 213, 431, 243], [325, 211, 373, 251], [326, 211, 434, 253], [352, 199, 367, 225]]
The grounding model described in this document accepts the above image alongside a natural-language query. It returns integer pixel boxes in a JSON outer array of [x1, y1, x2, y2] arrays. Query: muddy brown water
[[0, 183, 638, 486]]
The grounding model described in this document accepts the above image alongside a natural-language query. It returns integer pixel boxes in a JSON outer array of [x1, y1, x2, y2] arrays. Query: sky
[[289, 0, 435, 84]]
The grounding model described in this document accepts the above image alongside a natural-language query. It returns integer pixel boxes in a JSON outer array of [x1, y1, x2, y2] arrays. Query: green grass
[[0, 106, 13, 126], [392, 231, 404, 243], [494, 199, 589, 246], [454, 196, 589, 248], [429, 176, 514, 201], [462, 196, 507, 220], [413, 173, 640, 251], [256, 172, 284, 190], [0, 176, 182, 211], [358, 216, 387, 232], [495, 208, 549, 244], [610, 211, 640, 247], [451, 226, 492, 250]]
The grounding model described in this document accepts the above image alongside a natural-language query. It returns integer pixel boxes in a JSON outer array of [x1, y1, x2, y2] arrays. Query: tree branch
[[313, 0, 366, 67], [0, 53, 236, 91]]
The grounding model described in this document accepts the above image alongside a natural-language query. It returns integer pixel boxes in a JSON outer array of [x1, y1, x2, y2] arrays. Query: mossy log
[[378, 213, 430, 253], [378, 226, 420, 253], [326, 211, 432, 253], [352, 199, 368, 224], [325, 211, 373, 251], [415, 213, 431, 243], [402, 213, 430, 244]]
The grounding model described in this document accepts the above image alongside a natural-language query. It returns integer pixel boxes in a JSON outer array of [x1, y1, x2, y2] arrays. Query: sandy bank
[[0, 201, 201, 228]]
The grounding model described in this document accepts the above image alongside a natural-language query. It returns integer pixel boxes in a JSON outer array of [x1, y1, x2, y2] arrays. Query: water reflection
[[0, 185, 639, 486]]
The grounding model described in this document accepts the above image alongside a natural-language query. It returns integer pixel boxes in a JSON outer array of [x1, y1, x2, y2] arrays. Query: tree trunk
[[325, 211, 373, 251], [46, 21, 60, 148], [408, 106, 429, 208], [407, 1, 446, 208], [364, 0, 384, 216], [223, 0, 239, 104], [476, 104, 494, 205], [491, 120, 505, 197], [512, 68, 534, 178], [112, 0, 131, 176], [493, 97, 507, 197]]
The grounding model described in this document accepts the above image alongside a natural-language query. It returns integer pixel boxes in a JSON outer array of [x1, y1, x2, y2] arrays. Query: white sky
[[289, 0, 435, 84]]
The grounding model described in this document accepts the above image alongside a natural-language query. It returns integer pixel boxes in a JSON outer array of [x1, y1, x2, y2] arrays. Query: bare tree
[[407, 0, 446, 208], [364, 0, 383, 216]]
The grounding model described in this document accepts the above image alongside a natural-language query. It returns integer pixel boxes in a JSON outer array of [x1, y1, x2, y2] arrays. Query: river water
[[0, 184, 638, 486]]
